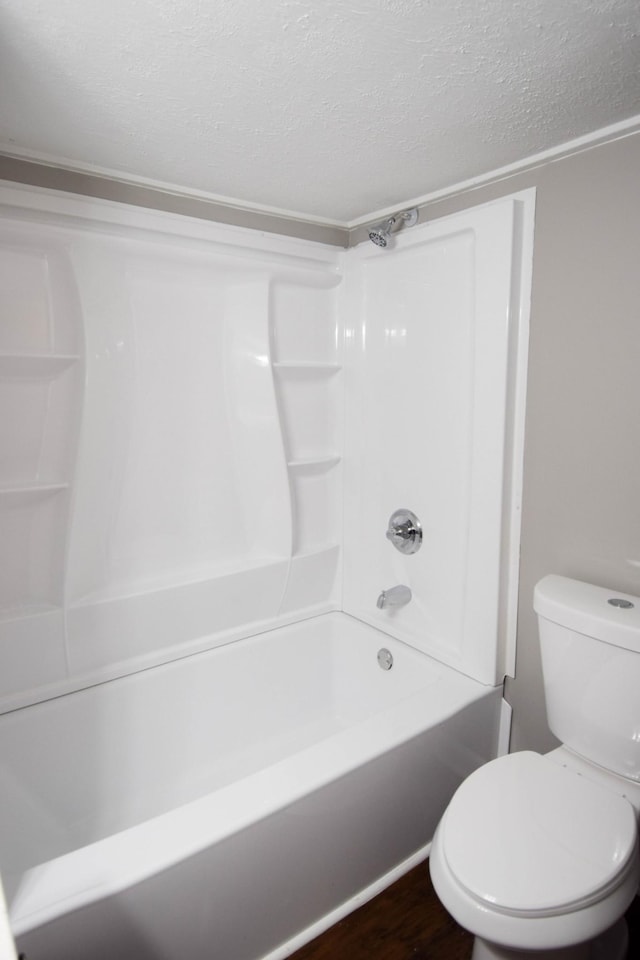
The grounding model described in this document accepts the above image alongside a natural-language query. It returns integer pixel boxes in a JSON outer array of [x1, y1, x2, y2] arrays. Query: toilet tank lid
[[534, 575, 640, 654]]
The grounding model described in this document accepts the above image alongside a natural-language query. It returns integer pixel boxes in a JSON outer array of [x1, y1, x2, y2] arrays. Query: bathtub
[[3, 612, 502, 960]]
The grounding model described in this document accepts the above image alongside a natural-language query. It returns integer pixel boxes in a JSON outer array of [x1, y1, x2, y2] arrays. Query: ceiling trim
[[348, 112, 640, 231], [0, 151, 349, 247], [0, 142, 349, 227], [1, 111, 639, 246]]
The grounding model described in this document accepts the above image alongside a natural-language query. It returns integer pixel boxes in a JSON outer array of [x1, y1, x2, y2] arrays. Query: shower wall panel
[[0, 186, 343, 709], [343, 195, 533, 685]]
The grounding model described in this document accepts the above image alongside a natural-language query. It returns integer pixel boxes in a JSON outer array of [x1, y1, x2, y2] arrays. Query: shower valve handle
[[387, 519, 414, 541], [385, 509, 422, 555]]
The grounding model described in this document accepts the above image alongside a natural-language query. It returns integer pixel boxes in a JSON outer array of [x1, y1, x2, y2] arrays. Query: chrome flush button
[[608, 597, 634, 609]]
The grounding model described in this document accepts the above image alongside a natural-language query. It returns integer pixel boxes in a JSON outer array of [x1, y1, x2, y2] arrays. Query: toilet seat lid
[[441, 751, 638, 916]]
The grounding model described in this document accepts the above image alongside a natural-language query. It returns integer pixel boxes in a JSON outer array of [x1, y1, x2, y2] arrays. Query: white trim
[[502, 189, 535, 680], [2, 112, 640, 234], [0, 142, 345, 229], [348, 113, 640, 228]]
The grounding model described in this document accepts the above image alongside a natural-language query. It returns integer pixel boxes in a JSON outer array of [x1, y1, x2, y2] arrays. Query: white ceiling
[[1, 0, 639, 225]]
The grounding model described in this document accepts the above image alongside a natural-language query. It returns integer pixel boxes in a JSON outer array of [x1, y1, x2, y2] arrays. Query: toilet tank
[[534, 575, 640, 782]]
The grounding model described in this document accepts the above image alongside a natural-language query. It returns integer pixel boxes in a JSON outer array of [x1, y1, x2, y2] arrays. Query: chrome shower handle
[[386, 519, 414, 541], [385, 509, 422, 555]]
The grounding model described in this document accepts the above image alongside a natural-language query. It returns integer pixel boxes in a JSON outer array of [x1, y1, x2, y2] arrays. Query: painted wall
[[416, 131, 640, 752]]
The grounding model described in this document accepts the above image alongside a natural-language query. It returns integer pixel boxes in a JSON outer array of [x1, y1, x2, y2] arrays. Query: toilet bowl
[[430, 576, 640, 960]]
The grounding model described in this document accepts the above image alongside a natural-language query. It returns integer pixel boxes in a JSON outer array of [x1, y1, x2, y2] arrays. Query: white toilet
[[430, 575, 640, 960]]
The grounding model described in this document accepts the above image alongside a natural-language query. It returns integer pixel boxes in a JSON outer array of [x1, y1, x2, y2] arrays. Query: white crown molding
[[1, 111, 639, 241], [347, 113, 640, 229], [0, 143, 346, 230]]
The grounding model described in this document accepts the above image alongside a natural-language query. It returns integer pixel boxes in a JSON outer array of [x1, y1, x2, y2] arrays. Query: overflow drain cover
[[377, 648, 393, 670]]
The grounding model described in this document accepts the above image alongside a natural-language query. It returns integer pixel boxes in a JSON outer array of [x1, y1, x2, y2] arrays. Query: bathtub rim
[[0, 600, 339, 716]]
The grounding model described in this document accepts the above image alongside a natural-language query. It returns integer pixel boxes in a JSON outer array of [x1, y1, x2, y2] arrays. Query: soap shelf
[[0, 353, 80, 379], [0, 601, 62, 624], [0, 482, 69, 507], [273, 360, 342, 371], [271, 350, 342, 558], [273, 361, 341, 372], [287, 455, 341, 473], [0, 237, 84, 623]]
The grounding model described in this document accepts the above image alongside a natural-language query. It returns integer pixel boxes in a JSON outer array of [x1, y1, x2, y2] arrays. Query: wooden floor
[[288, 863, 472, 960], [287, 861, 640, 960]]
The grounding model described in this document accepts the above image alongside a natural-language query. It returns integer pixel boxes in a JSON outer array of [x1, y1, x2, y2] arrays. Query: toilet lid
[[441, 751, 638, 916]]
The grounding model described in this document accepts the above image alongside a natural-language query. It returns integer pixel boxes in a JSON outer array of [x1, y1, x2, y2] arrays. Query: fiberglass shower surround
[[0, 184, 531, 702], [0, 181, 533, 959]]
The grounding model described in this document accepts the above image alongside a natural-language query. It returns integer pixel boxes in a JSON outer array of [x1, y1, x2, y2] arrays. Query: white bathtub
[[3, 613, 501, 960]]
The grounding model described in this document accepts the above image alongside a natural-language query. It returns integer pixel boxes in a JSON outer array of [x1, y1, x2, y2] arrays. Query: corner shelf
[[0, 602, 62, 624], [287, 455, 341, 473], [291, 541, 341, 560], [0, 238, 85, 665], [0, 353, 80, 380], [0, 482, 69, 507], [273, 361, 341, 373], [270, 283, 342, 573]]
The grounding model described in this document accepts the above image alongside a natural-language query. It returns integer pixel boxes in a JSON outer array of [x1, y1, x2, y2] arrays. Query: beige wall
[[416, 131, 640, 752]]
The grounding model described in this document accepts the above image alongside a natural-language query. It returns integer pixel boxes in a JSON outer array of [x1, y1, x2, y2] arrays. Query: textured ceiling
[[0, 0, 639, 224]]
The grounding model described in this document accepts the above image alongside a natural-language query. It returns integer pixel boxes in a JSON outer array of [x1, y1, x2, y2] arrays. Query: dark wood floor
[[287, 861, 640, 960], [288, 862, 471, 960]]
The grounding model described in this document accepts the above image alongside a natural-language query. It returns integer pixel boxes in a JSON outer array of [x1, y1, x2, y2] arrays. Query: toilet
[[429, 575, 640, 960]]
